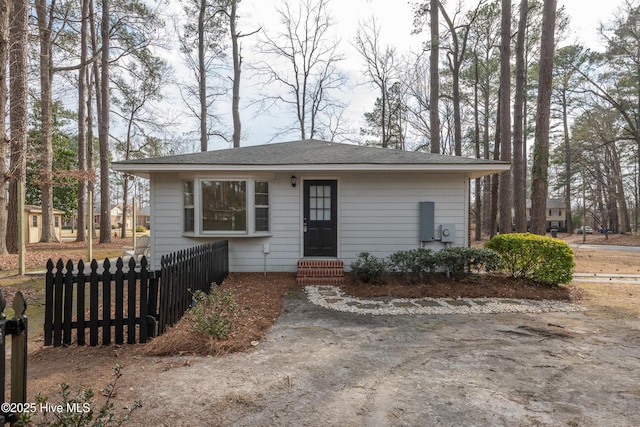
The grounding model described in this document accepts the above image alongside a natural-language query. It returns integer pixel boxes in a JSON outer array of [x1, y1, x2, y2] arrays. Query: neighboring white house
[[112, 139, 510, 273]]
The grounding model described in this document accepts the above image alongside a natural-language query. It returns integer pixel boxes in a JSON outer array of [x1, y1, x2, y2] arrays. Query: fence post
[[0, 290, 7, 419], [10, 291, 28, 406], [0, 290, 28, 424]]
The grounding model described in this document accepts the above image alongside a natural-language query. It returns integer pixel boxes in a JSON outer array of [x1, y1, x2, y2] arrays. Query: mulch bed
[[341, 273, 577, 301]]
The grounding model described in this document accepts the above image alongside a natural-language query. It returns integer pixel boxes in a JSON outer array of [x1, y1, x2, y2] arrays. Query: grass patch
[[573, 282, 640, 318]]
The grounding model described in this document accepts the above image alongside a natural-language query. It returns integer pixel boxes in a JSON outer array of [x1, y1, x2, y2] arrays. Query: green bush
[[435, 247, 501, 279], [411, 248, 439, 277], [349, 252, 387, 284], [485, 233, 574, 284], [188, 287, 238, 338], [135, 225, 147, 232]]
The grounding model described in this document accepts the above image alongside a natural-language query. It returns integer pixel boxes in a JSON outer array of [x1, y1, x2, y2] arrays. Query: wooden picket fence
[[0, 289, 28, 424], [43, 240, 229, 347], [44, 257, 158, 347], [158, 240, 229, 334]]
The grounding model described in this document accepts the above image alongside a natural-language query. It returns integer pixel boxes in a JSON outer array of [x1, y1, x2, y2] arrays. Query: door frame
[[301, 178, 339, 258]]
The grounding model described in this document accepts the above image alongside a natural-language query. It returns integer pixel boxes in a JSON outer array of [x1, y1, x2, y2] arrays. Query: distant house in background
[[137, 206, 151, 230], [92, 203, 150, 231], [94, 203, 132, 229], [526, 198, 568, 232], [24, 205, 64, 243]]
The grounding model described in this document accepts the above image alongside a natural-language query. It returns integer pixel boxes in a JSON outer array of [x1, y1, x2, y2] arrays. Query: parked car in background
[[576, 226, 593, 234]]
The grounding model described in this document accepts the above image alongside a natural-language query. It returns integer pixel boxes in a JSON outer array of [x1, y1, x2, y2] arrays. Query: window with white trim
[[255, 181, 269, 232], [183, 179, 270, 236], [184, 181, 195, 232]]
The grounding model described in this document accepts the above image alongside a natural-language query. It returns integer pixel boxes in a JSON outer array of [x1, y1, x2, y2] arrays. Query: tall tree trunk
[[498, 0, 512, 235], [0, 0, 10, 255], [530, 0, 557, 235], [36, 0, 58, 243], [512, 0, 528, 232], [490, 91, 501, 238], [561, 88, 573, 233], [429, 0, 440, 154], [76, 0, 90, 242], [230, 0, 241, 148], [610, 143, 630, 232], [99, 0, 112, 243], [473, 54, 482, 241], [199, 0, 208, 151], [7, 0, 29, 254], [482, 62, 492, 235], [89, 0, 98, 238]]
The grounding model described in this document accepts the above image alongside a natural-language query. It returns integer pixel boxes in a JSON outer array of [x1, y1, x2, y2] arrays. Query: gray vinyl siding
[[149, 171, 468, 273], [339, 173, 466, 269]]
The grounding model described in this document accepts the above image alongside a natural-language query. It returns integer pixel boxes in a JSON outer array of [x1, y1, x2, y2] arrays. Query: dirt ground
[[7, 233, 640, 426]]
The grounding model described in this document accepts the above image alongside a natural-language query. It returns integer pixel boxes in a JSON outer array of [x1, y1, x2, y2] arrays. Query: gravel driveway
[[132, 289, 640, 426]]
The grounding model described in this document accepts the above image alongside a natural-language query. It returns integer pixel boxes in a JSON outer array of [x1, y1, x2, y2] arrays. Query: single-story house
[[24, 205, 64, 243], [112, 139, 510, 276]]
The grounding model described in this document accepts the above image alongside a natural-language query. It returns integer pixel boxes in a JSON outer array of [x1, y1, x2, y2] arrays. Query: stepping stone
[[393, 301, 418, 308], [443, 299, 472, 307], [415, 300, 442, 307], [357, 303, 382, 310], [319, 291, 339, 297]]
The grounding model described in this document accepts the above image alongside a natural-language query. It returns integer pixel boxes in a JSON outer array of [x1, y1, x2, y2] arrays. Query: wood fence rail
[[43, 241, 229, 347]]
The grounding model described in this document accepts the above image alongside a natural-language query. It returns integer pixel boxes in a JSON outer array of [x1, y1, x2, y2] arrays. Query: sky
[[182, 0, 628, 150]]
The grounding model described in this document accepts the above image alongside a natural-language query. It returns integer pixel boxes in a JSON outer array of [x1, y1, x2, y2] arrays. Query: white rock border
[[305, 285, 586, 316]]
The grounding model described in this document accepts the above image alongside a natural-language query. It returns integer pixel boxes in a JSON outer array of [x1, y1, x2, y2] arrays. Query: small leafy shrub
[[188, 286, 238, 338], [436, 247, 470, 279], [17, 364, 140, 426], [349, 251, 387, 284], [434, 247, 501, 280], [387, 250, 416, 281], [387, 248, 438, 282], [135, 225, 147, 232], [485, 233, 574, 284], [465, 247, 502, 273]]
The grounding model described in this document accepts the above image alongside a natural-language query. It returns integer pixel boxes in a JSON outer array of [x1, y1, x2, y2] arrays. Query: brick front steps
[[296, 259, 344, 286]]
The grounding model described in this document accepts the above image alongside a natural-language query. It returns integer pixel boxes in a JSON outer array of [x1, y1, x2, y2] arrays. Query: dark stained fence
[[158, 240, 229, 334], [44, 241, 229, 347], [44, 257, 159, 347], [0, 289, 28, 424]]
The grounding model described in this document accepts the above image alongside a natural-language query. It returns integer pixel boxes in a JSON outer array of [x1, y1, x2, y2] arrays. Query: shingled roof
[[112, 139, 510, 178]]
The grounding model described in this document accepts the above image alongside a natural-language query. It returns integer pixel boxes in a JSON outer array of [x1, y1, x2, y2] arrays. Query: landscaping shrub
[[349, 251, 387, 284], [411, 248, 439, 278], [485, 233, 574, 284], [435, 247, 501, 279], [135, 225, 147, 232], [353, 247, 498, 283], [188, 287, 238, 339]]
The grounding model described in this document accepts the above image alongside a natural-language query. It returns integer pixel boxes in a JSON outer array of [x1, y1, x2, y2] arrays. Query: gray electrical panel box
[[440, 224, 456, 243], [419, 202, 435, 241]]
